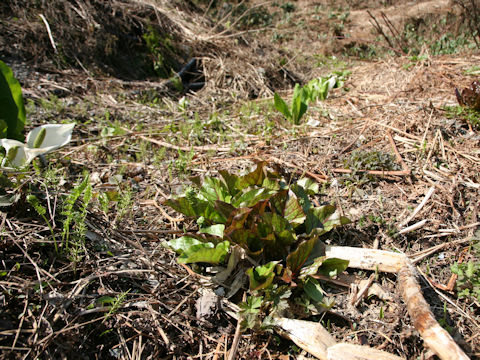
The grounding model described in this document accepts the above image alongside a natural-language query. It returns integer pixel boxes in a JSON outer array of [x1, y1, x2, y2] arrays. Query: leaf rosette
[[165, 162, 350, 277]]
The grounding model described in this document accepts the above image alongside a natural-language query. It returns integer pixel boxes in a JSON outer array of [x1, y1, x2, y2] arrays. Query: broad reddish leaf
[[455, 81, 480, 109], [286, 235, 318, 275], [236, 161, 267, 189], [284, 190, 306, 226]]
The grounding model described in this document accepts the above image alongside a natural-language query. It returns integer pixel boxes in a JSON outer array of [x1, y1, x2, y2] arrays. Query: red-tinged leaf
[[261, 212, 296, 259], [280, 267, 296, 285], [456, 81, 480, 110], [269, 189, 288, 215], [224, 207, 252, 235], [218, 169, 241, 196], [284, 191, 306, 226], [214, 200, 237, 221], [236, 161, 267, 190], [286, 235, 319, 276]]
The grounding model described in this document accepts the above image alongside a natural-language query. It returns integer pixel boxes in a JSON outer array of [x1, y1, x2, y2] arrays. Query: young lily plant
[[164, 162, 350, 326], [274, 70, 351, 125]]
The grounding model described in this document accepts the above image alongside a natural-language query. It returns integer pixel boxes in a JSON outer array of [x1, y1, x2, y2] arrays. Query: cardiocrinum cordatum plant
[[164, 162, 350, 329]]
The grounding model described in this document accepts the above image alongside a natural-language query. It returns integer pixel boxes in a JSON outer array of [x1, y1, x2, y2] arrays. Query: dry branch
[[325, 246, 407, 273], [398, 263, 470, 360]]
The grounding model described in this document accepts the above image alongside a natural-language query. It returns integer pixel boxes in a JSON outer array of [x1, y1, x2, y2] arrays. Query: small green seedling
[[274, 71, 350, 124]]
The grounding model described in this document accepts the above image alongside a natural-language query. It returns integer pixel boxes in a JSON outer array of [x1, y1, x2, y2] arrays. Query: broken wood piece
[[398, 219, 428, 235], [327, 343, 405, 360], [325, 246, 407, 273], [274, 318, 336, 360], [352, 273, 375, 307], [275, 318, 404, 360], [397, 263, 470, 360], [398, 186, 435, 227], [332, 168, 410, 176], [227, 293, 245, 360]]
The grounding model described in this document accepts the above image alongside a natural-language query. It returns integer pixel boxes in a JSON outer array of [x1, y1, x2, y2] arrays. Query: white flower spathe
[[0, 123, 75, 169]]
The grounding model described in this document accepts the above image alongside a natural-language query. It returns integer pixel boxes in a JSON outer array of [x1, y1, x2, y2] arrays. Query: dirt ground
[[0, 0, 479, 359]]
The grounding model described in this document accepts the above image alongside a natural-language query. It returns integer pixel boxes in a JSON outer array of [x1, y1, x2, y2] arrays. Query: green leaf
[[286, 235, 319, 275], [199, 224, 225, 237], [274, 93, 292, 120], [303, 276, 324, 303], [323, 214, 351, 232], [164, 195, 227, 224], [232, 187, 275, 208], [300, 256, 349, 279], [168, 236, 230, 264], [197, 176, 231, 203], [0, 119, 7, 138], [291, 90, 308, 125], [236, 162, 268, 190], [97, 296, 116, 306], [283, 192, 306, 226], [317, 258, 350, 277], [0, 61, 25, 141], [167, 236, 202, 252], [0, 193, 20, 207], [296, 178, 319, 195], [246, 261, 278, 290], [239, 295, 263, 313], [305, 204, 337, 233]]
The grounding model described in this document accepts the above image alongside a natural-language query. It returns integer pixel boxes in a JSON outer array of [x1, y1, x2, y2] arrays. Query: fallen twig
[[398, 263, 469, 360], [398, 186, 435, 227], [398, 219, 428, 235], [227, 293, 245, 360]]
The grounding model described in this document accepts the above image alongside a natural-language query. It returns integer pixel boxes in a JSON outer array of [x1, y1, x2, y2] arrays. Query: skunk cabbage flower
[[0, 123, 75, 168]]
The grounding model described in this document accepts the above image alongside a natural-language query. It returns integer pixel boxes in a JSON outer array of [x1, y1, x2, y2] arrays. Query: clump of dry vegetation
[[1, 0, 479, 359]]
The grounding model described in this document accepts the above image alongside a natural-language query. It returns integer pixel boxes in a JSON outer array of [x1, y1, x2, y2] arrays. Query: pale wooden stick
[[325, 246, 407, 273], [327, 343, 404, 360], [227, 293, 246, 360], [398, 263, 470, 360], [399, 186, 435, 227], [274, 318, 336, 360], [39, 14, 58, 53], [398, 219, 428, 235]]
